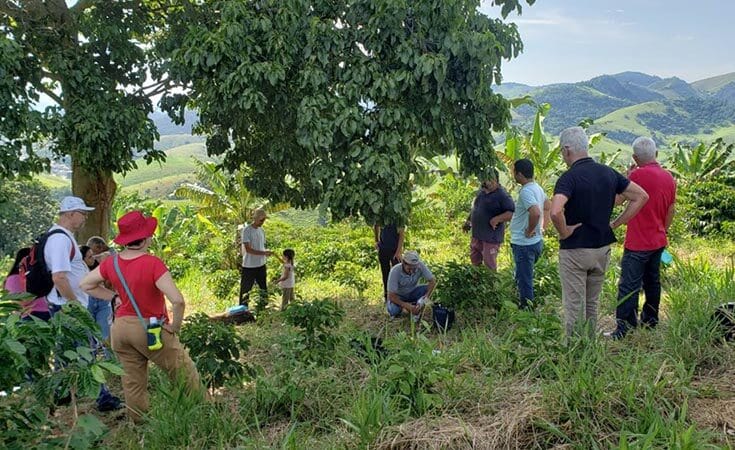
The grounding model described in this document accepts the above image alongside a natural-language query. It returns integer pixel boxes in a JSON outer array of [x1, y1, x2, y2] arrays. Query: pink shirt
[[4, 274, 49, 315]]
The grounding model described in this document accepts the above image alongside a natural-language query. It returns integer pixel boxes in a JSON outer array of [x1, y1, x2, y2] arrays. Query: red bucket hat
[[113, 211, 158, 246]]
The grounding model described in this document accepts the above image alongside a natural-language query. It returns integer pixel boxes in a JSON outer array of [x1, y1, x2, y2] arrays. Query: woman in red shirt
[[81, 210, 203, 422]]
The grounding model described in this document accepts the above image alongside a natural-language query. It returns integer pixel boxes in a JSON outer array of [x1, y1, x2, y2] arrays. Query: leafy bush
[[179, 313, 251, 389], [377, 334, 453, 416], [432, 261, 500, 310], [680, 179, 735, 238], [0, 179, 56, 258], [207, 269, 240, 301], [0, 301, 121, 449], [283, 299, 345, 364], [332, 261, 370, 299], [434, 174, 475, 220]]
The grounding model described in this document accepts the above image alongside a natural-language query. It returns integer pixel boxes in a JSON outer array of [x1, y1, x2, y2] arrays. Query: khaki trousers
[[559, 246, 611, 337], [111, 316, 202, 422], [281, 287, 294, 310]]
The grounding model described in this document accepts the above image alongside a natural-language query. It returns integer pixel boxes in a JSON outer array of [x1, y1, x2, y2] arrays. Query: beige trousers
[[559, 246, 611, 338], [111, 316, 203, 422], [281, 287, 294, 310]]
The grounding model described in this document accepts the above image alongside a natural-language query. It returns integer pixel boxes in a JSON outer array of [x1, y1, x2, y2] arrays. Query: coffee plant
[[179, 313, 251, 389], [432, 261, 501, 311], [282, 299, 345, 364], [377, 334, 453, 416]]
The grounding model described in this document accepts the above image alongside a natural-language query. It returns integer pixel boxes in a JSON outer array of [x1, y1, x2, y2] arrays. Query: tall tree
[[0, 0, 167, 240], [157, 0, 534, 226]]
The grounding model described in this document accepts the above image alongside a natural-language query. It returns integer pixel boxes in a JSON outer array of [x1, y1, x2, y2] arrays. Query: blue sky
[[479, 0, 735, 86]]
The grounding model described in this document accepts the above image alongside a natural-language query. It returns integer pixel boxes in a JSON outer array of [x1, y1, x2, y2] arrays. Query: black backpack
[[19, 229, 75, 297]]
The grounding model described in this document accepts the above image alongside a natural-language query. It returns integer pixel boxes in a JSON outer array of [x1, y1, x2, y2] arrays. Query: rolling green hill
[[496, 71, 735, 151], [117, 142, 210, 196], [692, 72, 735, 92]]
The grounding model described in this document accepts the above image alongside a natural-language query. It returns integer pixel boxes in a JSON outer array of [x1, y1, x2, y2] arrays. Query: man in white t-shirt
[[239, 208, 274, 306], [46, 196, 123, 411], [45, 196, 94, 312]]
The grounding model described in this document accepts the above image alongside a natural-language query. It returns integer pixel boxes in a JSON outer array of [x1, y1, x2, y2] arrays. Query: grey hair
[[632, 137, 656, 162], [86, 236, 107, 247], [559, 126, 589, 154]]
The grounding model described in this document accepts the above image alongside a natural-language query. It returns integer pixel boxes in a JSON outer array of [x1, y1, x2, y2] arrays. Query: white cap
[[59, 196, 95, 213], [149, 317, 158, 325]]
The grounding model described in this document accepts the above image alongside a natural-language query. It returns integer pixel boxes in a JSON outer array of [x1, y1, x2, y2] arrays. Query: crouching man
[[386, 251, 436, 321]]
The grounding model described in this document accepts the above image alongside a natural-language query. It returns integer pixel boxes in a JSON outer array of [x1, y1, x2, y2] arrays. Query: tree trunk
[[71, 159, 117, 244]]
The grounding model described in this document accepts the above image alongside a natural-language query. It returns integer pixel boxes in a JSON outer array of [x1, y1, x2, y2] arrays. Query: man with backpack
[[45, 196, 122, 411]]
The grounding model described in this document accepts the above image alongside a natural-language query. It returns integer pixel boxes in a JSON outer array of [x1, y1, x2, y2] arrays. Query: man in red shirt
[[607, 137, 676, 339]]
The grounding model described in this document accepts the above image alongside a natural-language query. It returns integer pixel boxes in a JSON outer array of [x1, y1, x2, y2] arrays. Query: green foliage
[[283, 299, 345, 364], [0, 178, 56, 257], [377, 334, 453, 416], [669, 138, 735, 182], [179, 313, 251, 389], [332, 261, 370, 299], [0, 1, 165, 179], [433, 174, 476, 220], [0, 301, 121, 449], [638, 97, 735, 135], [173, 158, 266, 226], [432, 261, 500, 310], [207, 269, 240, 301], [680, 179, 735, 238], [156, 0, 533, 225]]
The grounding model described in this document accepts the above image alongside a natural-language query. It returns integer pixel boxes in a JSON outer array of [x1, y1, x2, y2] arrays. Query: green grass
[[89, 214, 735, 449], [117, 142, 210, 194], [37, 173, 71, 190], [594, 101, 669, 139], [670, 123, 735, 145], [155, 134, 206, 151]]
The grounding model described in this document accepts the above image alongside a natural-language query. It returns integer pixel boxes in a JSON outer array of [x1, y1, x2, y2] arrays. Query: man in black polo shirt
[[550, 127, 648, 338]]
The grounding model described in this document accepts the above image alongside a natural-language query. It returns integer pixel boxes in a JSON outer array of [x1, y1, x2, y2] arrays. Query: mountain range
[[493, 71, 735, 151]]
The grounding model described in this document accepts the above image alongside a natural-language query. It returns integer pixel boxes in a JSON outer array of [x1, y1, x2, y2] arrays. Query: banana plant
[[497, 101, 562, 191], [668, 138, 735, 183]]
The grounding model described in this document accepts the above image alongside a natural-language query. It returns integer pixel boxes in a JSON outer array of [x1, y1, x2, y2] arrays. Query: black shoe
[[97, 395, 124, 412], [603, 330, 625, 340]]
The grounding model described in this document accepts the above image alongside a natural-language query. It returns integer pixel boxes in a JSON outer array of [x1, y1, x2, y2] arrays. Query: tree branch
[[40, 69, 61, 83], [37, 84, 63, 106]]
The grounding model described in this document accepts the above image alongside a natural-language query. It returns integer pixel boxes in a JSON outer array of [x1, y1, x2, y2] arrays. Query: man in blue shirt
[[550, 127, 648, 338], [509, 159, 550, 309]]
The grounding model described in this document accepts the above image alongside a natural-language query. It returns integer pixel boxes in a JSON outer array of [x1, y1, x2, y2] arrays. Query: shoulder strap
[[113, 255, 148, 331], [44, 229, 76, 260]]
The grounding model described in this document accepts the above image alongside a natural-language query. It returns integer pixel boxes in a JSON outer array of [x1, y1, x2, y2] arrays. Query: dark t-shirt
[[553, 157, 629, 249], [470, 187, 515, 243], [378, 224, 400, 252]]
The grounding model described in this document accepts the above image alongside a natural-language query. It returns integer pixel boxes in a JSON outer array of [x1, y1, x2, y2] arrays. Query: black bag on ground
[[713, 303, 735, 342], [20, 229, 74, 297], [432, 304, 455, 332]]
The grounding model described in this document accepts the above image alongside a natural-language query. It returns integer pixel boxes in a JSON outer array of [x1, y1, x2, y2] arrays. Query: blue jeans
[[386, 285, 428, 317], [615, 247, 664, 335], [87, 296, 112, 341], [512, 241, 544, 309]]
